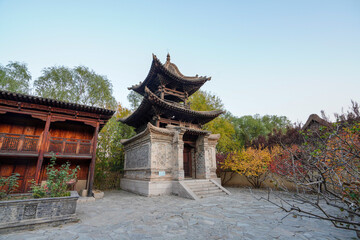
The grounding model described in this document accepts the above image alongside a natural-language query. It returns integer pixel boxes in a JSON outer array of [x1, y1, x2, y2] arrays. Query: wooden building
[[302, 114, 332, 131], [119, 54, 229, 199], [0, 91, 114, 196]]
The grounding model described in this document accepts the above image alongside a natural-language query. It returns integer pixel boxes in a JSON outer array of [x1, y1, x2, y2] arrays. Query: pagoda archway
[[183, 132, 197, 179]]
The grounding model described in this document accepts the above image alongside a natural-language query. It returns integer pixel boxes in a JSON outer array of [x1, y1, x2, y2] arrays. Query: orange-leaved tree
[[265, 105, 360, 232], [222, 147, 272, 188]]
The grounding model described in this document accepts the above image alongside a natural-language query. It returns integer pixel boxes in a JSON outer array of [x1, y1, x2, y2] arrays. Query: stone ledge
[[0, 191, 79, 233]]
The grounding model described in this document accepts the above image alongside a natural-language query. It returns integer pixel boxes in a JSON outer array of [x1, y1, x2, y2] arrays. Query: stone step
[[188, 186, 219, 190], [199, 192, 227, 198], [182, 180, 229, 199], [184, 179, 210, 183], [193, 189, 224, 195], [188, 186, 220, 191], [186, 183, 214, 188]]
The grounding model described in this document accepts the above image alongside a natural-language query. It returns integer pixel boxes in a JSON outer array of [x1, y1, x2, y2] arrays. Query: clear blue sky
[[0, 0, 359, 123]]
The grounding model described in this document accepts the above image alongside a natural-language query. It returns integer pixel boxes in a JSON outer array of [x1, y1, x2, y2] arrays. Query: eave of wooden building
[[302, 114, 332, 130], [0, 90, 114, 116], [0, 90, 114, 129]]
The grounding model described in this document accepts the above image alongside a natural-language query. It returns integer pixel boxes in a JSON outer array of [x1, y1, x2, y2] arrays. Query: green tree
[[127, 91, 143, 111], [34, 66, 116, 109], [189, 90, 238, 153], [231, 114, 291, 147], [0, 61, 31, 94], [189, 90, 224, 111], [95, 103, 136, 189]]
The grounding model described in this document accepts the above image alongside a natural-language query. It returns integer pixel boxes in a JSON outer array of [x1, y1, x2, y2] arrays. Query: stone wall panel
[[126, 143, 150, 169]]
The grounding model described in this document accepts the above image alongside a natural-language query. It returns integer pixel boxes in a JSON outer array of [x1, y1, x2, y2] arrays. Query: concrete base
[[120, 178, 226, 200], [120, 179, 173, 196]]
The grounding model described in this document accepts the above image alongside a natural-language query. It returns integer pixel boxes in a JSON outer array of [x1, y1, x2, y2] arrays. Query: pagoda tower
[[119, 54, 229, 199]]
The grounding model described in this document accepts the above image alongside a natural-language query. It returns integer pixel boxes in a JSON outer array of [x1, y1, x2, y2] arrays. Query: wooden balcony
[[0, 133, 40, 154], [46, 137, 92, 158], [0, 133, 92, 158]]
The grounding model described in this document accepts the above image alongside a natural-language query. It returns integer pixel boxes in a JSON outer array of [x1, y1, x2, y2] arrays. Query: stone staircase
[[184, 179, 230, 199]]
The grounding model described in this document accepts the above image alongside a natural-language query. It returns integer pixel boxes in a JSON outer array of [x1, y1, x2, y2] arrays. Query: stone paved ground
[[0, 188, 357, 240]]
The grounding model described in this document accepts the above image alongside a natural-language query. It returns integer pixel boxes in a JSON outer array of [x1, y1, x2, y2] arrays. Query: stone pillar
[[168, 126, 185, 180], [196, 134, 220, 179], [191, 148, 196, 178], [208, 134, 220, 179], [195, 134, 209, 179]]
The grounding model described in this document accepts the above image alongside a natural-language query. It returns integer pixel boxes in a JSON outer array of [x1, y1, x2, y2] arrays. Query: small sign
[[159, 171, 166, 176]]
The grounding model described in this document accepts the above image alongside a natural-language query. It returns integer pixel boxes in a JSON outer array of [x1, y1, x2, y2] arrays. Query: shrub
[[0, 173, 20, 200], [31, 154, 80, 198]]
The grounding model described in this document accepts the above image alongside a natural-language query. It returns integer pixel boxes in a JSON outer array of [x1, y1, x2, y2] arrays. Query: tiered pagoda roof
[[120, 87, 223, 129], [129, 54, 211, 102], [120, 54, 223, 133]]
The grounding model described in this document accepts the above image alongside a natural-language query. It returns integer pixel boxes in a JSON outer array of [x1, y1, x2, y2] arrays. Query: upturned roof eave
[[128, 54, 211, 96], [118, 87, 224, 128]]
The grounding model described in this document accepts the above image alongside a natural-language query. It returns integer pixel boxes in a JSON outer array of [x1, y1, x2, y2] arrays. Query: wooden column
[[35, 114, 51, 184], [87, 121, 100, 197], [156, 115, 160, 127], [160, 85, 165, 99]]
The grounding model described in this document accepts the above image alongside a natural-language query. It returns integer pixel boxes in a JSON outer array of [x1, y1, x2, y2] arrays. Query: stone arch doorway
[[183, 144, 193, 178], [183, 133, 198, 179]]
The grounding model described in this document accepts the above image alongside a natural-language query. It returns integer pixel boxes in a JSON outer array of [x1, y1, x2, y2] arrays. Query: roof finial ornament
[[166, 53, 170, 62]]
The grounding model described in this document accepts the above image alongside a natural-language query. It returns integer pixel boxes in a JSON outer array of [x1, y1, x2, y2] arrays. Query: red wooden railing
[[0, 133, 40, 152], [0, 133, 92, 156], [47, 137, 92, 155]]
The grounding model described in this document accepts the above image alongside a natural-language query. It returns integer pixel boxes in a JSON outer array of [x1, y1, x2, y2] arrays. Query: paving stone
[[0, 188, 357, 239]]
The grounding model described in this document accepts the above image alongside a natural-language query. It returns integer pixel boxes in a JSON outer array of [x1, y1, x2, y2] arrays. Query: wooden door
[[183, 146, 192, 178], [0, 158, 36, 193]]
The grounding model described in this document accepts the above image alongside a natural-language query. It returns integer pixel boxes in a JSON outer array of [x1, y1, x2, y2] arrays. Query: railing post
[[17, 134, 25, 151], [76, 140, 80, 154], [35, 114, 51, 184], [62, 139, 66, 154], [87, 121, 100, 197], [0, 133, 4, 150]]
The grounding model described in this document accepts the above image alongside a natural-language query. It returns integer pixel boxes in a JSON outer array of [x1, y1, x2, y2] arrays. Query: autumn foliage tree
[[221, 147, 272, 188], [264, 103, 360, 233]]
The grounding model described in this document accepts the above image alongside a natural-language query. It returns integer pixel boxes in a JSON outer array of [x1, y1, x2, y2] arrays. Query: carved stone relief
[[152, 142, 173, 170], [126, 143, 150, 169], [155, 143, 166, 168], [23, 204, 37, 220]]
